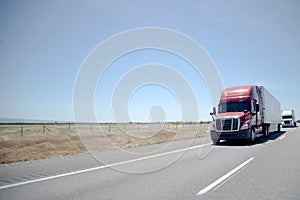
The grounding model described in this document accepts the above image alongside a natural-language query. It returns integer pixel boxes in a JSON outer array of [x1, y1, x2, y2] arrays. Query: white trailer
[[282, 110, 296, 127], [259, 86, 281, 132]]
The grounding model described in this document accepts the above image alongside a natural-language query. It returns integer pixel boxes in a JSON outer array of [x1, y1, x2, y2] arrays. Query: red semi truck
[[210, 85, 281, 144]]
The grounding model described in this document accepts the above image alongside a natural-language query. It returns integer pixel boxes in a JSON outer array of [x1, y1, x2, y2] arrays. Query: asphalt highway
[[0, 127, 299, 199]]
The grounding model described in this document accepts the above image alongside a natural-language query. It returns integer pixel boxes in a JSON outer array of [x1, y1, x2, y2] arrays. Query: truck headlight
[[240, 123, 249, 130]]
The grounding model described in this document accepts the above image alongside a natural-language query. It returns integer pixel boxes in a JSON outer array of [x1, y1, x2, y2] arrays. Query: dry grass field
[[0, 123, 210, 164]]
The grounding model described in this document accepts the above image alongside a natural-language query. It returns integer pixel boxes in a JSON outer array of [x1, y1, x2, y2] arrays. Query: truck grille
[[216, 118, 239, 132]]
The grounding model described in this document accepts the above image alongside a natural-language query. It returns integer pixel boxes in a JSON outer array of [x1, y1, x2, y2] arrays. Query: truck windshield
[[218, 101, 251, 113], [282, 115, 292, 119]]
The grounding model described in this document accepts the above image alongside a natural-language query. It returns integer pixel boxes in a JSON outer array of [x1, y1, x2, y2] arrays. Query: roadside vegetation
[[0, 122, 210, 164]]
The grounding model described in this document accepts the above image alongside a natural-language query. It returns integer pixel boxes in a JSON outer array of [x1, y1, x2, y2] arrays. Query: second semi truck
[[281, 110, 296, 127], [210, 85, 281, 144]]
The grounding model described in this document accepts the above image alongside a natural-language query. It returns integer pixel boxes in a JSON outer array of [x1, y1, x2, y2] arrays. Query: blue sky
[[1, 0, 300, 122]]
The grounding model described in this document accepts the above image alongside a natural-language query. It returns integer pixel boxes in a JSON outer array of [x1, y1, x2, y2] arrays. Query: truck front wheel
[[249, 129, 255, 144]]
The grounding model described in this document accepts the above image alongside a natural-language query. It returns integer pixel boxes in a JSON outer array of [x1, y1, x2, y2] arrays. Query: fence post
[[21, 126, 23, 137], [43, 124, 51, 134]]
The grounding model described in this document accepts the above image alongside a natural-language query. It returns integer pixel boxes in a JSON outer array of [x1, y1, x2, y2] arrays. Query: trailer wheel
[[277, 124, 281, 132], [263, 125, 269, 138]]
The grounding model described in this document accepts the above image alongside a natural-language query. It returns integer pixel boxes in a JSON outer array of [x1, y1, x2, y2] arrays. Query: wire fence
[[0, 122, 211, 139]]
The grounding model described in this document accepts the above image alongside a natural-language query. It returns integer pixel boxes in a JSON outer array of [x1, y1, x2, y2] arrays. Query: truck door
[[256, 86, 263, 126], [252, 100, 258, 127]]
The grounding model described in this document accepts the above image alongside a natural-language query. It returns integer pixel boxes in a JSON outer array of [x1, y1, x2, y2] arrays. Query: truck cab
[[210, 86, 261, 144], [281, 110, 296, 127], [210, 85, 281, 144]]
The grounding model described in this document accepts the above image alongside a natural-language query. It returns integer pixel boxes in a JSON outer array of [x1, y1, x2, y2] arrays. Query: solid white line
[[278, 135, 286, 140], [197, 157, 254, 196], [0, 142, 212, 190]]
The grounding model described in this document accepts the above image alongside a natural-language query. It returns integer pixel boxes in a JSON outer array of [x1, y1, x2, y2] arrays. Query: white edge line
[[278, 135, 286, 140], [197, 157, 255, 196], [0, 142, 212, 190]]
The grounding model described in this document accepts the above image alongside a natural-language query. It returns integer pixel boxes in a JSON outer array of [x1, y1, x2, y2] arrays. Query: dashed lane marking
[[197, 157, 255, 196]]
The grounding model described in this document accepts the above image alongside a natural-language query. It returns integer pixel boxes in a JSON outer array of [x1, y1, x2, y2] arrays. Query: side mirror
[[243, 110, 248, 120], [210, 107, 216, 115], [256, 104, 260, 112], [210, 107, 216, 121]]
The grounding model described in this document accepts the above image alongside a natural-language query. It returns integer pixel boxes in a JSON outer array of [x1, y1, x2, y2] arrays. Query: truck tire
[[249, 129, 255, 144], [263, 125, 269, 138], [277, 124, 281, 132]]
